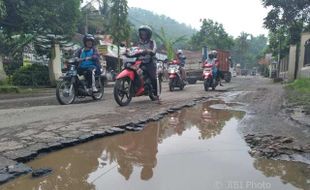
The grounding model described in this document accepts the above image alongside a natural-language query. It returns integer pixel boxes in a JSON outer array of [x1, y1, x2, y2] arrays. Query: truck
[[215, 49, 232, 82], [185, 48, 233, 84]]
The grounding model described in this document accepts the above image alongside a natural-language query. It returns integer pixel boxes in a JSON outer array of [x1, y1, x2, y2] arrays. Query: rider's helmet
[[138, 25, 153, 41], [208, 52, 214, 59], [177, 49, 183, 55], [83, 34, 95, 46], [211, 50, 217, 58]]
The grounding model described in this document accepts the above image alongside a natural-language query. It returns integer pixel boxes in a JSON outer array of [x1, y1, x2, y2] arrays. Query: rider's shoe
[[92, 86, 99, 92]]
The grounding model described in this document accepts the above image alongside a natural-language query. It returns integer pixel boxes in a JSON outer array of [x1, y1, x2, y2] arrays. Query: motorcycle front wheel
[[149, 78, 160, 101], [113, 77, 132, 106], [204, 79, 210, 91], [169, 78, 174, 91], [92, 77, 104, 100], [56, 80, 76, 105]]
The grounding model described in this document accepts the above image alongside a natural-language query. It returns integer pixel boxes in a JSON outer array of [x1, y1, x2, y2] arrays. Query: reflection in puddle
[[2, 101, 309, 190]]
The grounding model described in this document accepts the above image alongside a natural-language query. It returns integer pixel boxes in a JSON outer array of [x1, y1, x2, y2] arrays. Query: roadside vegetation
[[286, 78, 310, 114]]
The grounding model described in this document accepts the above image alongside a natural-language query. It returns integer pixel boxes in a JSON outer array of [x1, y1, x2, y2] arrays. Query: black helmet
[[83, 34, 95, 46], [138, 25, 152, 40]]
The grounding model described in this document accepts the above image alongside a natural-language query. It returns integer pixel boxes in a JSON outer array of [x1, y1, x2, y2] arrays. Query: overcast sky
[[127, 0, 269, 38]]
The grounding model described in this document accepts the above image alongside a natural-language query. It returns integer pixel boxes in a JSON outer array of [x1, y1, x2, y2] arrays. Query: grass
[[0, 85, 20, 93], [285, 78, 310, 114]]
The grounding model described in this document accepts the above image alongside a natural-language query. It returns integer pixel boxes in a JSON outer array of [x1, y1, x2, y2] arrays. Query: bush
[[286, 78, 310, 114], [12, 64, 50, 86], [0, 85, 20, 93]]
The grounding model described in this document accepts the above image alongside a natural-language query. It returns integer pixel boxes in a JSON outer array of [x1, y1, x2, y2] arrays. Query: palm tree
[[155, 27, 187, 60]]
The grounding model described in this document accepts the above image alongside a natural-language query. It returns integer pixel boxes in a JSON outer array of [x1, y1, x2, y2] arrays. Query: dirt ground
[[0, 76, 309, 184], [227, 77, 310, 164]]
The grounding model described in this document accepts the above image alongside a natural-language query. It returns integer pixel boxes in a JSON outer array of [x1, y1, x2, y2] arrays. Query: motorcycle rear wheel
[[56, 80, 76, 105], [114, 78, 132, 106]]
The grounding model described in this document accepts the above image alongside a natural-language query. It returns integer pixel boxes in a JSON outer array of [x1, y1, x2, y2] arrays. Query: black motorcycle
[[56, 58, 104, 105]]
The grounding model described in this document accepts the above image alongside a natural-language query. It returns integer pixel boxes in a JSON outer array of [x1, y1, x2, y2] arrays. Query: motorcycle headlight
[[123, 57, 136, 63]]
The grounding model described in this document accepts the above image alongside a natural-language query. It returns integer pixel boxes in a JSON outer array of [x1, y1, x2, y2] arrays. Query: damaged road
[[0, 76, 309, 185], [0, 81, 229, 184], [226, 77, 310, 164]]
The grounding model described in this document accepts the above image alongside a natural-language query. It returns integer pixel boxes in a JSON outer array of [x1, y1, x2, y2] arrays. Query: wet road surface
[[2, 100, 309, 190]]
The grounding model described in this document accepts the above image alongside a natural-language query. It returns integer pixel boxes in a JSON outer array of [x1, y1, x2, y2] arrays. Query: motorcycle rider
[[75, 34, 101, 92], [136, 25, 158, 98], [176, 49, 187, 82], [206, 50, 223, 86]]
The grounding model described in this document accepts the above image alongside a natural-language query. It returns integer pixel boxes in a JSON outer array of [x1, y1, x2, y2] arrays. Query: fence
[[279, 56, 289, 81], [5, 70, 50, 87]]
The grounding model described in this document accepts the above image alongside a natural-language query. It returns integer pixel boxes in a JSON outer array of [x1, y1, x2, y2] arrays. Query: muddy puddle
[[1, 100, 309, 190]]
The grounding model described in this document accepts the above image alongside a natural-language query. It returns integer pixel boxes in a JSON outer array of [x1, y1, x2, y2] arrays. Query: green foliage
[[108, 0, 130, 43], [1, 0, 81, 36], [0, 33, 34, 56], [286, 78, 310, 114], [107, 0, 130, 70], [262, 0, 310, 44], [190, 19, 234, 51], [231, 33, 268, 69], [12, 64, 50, 86], [3, 52, 23, 76], [266, 29, 290, 60], [155, 27, 187, 60], [0, 0, 5, 18], [0, 85, 20, 93], [287, 78, 310, 93]]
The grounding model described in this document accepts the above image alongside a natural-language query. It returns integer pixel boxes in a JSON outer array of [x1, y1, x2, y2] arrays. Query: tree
[[1, 0, 80, 36], [0, 0, 81, 81], [0, 0, 5, 18], [107, 0, 130, 71], [155, 27, 187, 60], [262, 0, 310, 44], [190, 19, 234, 51], [231, 33, 268, 69]]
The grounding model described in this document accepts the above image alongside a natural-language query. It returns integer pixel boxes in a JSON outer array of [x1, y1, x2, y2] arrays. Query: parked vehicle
[[202, 62, 218, 91], [167, 60, 186, 91], [56, 58, 104, 105], [113, 47, 161, 106]]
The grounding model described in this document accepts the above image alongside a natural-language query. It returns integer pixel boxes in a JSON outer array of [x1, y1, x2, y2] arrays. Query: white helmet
[[177, 49, 183, 54]]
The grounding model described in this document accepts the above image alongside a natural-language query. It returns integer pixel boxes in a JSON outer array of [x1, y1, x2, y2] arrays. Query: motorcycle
[[167, 60, 185, 91], [202, 62, 219, 91], [56, 58, 104, 105], [113, 47, 161, 106]]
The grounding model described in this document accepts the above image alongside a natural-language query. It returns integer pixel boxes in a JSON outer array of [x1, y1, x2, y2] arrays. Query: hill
[[128, 7, 196, 40]]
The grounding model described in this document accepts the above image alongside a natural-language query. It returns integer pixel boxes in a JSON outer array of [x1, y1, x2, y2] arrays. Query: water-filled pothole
[[2, 100, 309, 190]]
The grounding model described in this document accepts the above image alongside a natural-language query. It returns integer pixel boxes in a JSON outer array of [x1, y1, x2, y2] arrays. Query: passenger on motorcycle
[[136, 25, 158, 98], [75, 34, 101, 92], [176, 49, 187, 82]]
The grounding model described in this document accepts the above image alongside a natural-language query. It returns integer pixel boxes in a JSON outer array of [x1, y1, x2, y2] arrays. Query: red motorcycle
[[167, 60, 185, 91], [113, 47, 161, 106], [202, 61, 219, 91]]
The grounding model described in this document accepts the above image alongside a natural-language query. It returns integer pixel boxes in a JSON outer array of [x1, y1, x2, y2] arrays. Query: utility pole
[[277, 35, 281, 78], [85, 13, 88, 34]]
